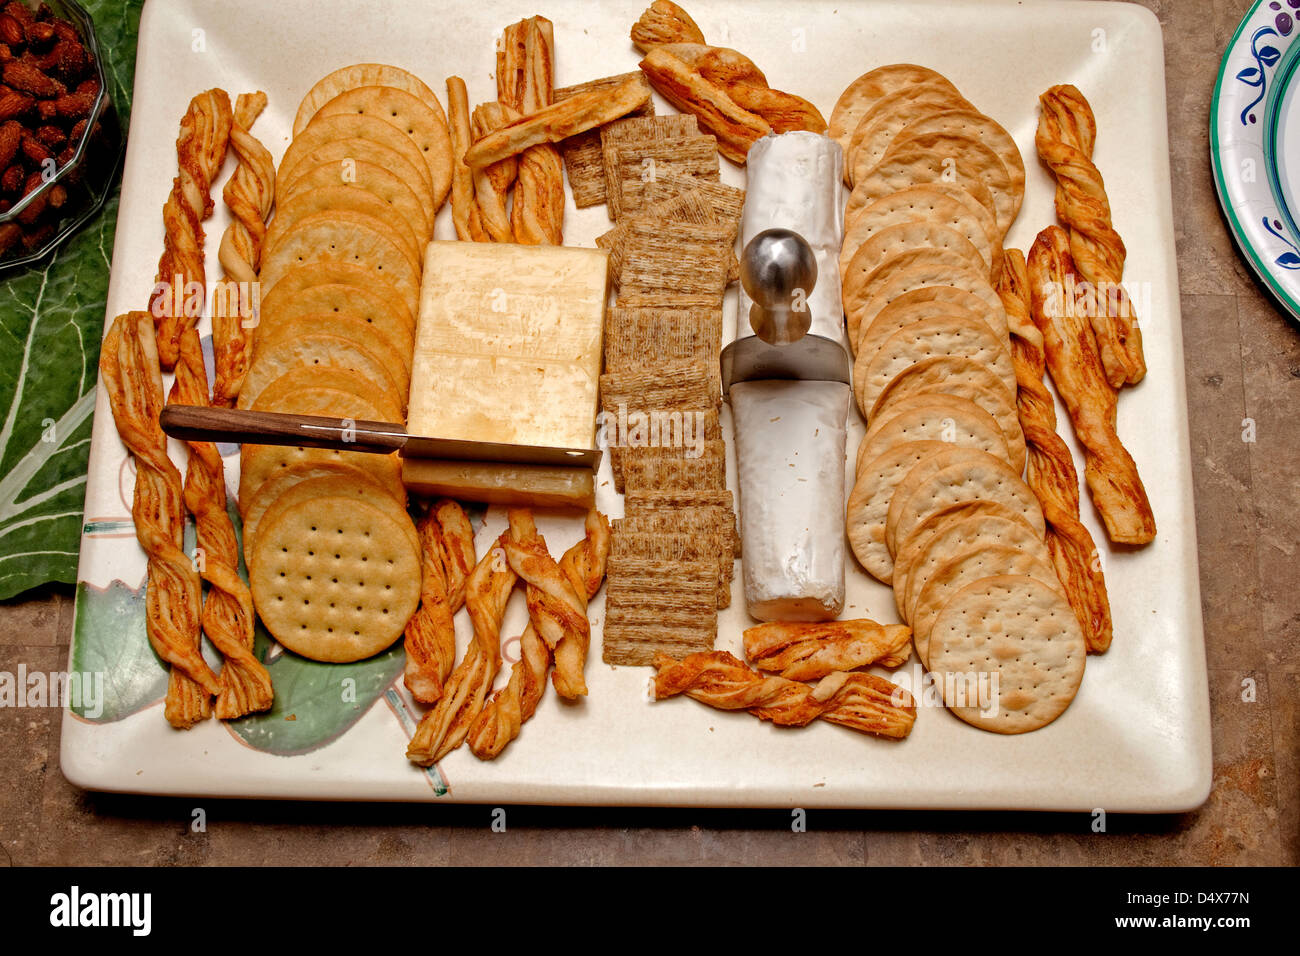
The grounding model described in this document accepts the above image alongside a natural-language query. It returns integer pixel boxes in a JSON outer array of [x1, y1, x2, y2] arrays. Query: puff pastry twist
[[99, 313, 219, 728], [499, 17, 564, 244], [998, 249, 1114, 651], [403, 499, 476, 704], [742, 620, 913, 681], [1036, 84, 1145, 387], [148, 89, 232, 370]]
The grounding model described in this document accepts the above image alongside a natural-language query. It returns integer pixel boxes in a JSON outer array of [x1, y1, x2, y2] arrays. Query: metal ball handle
[[740, 228, 818, 345]]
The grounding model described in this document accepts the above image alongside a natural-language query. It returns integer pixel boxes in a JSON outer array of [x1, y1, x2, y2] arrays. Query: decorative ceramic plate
[[61, 0, 1210, 810], [1212, 0, 1300, 322]]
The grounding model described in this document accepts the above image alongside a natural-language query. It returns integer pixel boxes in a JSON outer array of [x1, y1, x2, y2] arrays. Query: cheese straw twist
[[470, 102, 520, 242], [997, 249, 1114, 652], [148, 89, 233, 370], [446, 77, 491, 242], [1027, 227, 1155, 545], [168, 329, 273, 717], [468, 510, 609, 759], [403, 499, 477, 703], [653, 651, 916, 739], [406, 517, 521, 766], [99, 313, 219, 728], [500, 16, 564, 244], [742, 619, 913, 680], [212, 92, 275, 407], [1035, 84, 1145, 387]]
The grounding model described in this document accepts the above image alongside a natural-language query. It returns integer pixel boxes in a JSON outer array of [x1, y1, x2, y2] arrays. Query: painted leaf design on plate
[[69, 579, 170, 722], [0, 0, 143, 600]]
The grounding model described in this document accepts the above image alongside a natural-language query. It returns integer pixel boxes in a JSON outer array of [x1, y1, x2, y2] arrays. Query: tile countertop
[[0, 0, 1294, 866]]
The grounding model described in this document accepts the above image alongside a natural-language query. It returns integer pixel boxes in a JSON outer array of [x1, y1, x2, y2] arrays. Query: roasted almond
[[19, 129, 50, 164], [0, 87, 29, 119], [0, 162, 22, 193], [0, 14, 22, 48], [52, 88, 92, 119], [0, 117, 19, 167], [3, 57, 63, 97]]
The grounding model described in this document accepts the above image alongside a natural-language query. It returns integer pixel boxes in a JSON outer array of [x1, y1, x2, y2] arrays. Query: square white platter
[[61, 0, 1211, 811]]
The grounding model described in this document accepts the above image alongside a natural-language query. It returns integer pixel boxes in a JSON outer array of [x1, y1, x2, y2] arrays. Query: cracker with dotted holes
[[846, 145, 999, 230], [912, 545, 1062, 666], [263, 185, 422, 265], [276, 139, 436, 227], [311, 86, 453, 212], [257, 307, 414, 379], [885, 445, 1045, 557], [256, 312, 413, 383], [847, 83, 971, 182], [892, 109, 1026, 210], [927, 574, 1086, 733], [858, 312, 1017, 418], [846, 222, 989, 295], [279, 157, 433, 240], [841, 183, 1001, 280], [235, 333, 405, 414], [250, 494, 422, 663], [870, 355, 1025, 473], [258, 263, 417, 333], [239, 444, 405, 513], [251, 366, 401, 425], [847, 440, 951, 584], [294, 63, 449, 136], [893, 504, 1049, 622], [258, 212, 422, 316], [856, 294, 1006, 384], [856, 394, 1010, 473], [278, 113, 434, 202]]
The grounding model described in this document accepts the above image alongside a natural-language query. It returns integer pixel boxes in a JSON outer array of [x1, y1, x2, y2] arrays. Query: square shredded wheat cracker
[[554, 72, 654, 207], [603, 307, 724, 371], [609, 136, 721, 218]]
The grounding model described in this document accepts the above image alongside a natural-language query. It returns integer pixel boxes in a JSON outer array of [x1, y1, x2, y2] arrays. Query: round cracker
[[893, 108, 1025, 215], [846, 440, 951, 583], [843, 247, 997, 349], [875, 129, 1015, 236], [257, 312, 413, 382], [856, 393, 1011, 472], [240, 462, 396, 571], [857, 312, 1018, 419], [848, 84, 973, 182], [259, 284, 414, 368], [259, 212, 422, 317], [845, 222, 989, 302], [927, 574, 1086, 733], [250, 365, 403, 423], [870, 355, 1025, 473], [295, 63, 449, 135], [259, 263, 416, 333], [281, 157, 432, 241], [279, 113, 435, 199], [846, 145, 999, 229], [858, 284, 1009, 351], [913, 545, 1061, 666], [237, 332, 405, 414], [314, 86, 452, 212], [892, 502, 1045, 619], [239, 443, 405, 511], [266, 186, 421, 265], [255, 474, 419, 567], [885, 445, 1046, 558], [841, 184, 1001, 281], [250, 494, 422, 663], [829, 64, 963, 177], [276, 136, 437, 221]]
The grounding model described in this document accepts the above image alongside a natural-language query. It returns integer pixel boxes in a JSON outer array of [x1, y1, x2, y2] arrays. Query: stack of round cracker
[[835, 66, 1085, 733], [237, 64, 453, 663]]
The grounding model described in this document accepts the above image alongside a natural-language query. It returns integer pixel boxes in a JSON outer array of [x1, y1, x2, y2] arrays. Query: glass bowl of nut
[[0, 0, 123, 269]]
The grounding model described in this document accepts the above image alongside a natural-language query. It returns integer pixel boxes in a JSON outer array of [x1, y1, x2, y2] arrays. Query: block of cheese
[[402, 458, 595, 510], [407, 242, 609, 451], [736, 132, 847, 349], [731, 380, 851, 621]]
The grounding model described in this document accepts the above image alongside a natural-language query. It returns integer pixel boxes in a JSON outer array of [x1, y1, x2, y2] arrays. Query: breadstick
[[148, 89, 233, 370], [653, 651, 916, 739], [1036, 84, 1145, 386], [99, 313, 219, 728], [742, 619, 913, 680], [212, 92, 275, 408], [468, 509, 610, 760], [470, 102, 520, 242], [498, 16, 565, 245], [406, 519, 520, 766], [169, 328, 273, 717], [997, 249, 1114, 652], [1028, 226, 1155, 545], [403, 499, 476, 704], [631, 0, 706, 52], [446, 77, 490, 242], [637, 47, 770, 164], [462, 76, 652, 168]]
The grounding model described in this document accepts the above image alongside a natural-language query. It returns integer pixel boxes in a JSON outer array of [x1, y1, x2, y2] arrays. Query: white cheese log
[[736, 131, 847, 349], [731, 379, 851, 621]]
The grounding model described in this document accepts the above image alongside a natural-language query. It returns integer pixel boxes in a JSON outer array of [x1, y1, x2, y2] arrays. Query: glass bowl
[[0, 0, 124, 270]]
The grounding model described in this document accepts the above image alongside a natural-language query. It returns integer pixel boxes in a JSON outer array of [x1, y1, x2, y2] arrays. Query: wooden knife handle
[[159, 405, 408, 455]]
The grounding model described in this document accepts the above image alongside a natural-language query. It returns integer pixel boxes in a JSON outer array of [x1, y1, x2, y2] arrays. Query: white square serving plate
[[62, 0, 1210, 811]]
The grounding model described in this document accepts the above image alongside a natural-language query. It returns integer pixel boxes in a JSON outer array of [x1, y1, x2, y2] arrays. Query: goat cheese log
[[731, 132, 852, 620]]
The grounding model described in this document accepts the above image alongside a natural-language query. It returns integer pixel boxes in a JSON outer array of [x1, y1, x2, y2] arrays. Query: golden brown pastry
[[403, 500, 476, 704], [742, 619, 913, 680], [998, 249, 1114, 651], [1028, 227, 1155, 545], [169, 328, 273, 717], [148, 89, 233, 370], [653, 651, 916, 739], [211, 92, 274, 408], [446, 78, 491, 242], [499, 16, 564, 245], [99, 313, 220, 728], [1036, 84, 1145, 387], [469, 102, 519, 243], [631, 0, 706, 51]]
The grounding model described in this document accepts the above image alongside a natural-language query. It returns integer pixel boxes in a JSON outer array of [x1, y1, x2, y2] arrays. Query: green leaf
[[0, 0, 144, 600], [69, 579, 169, 722]]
